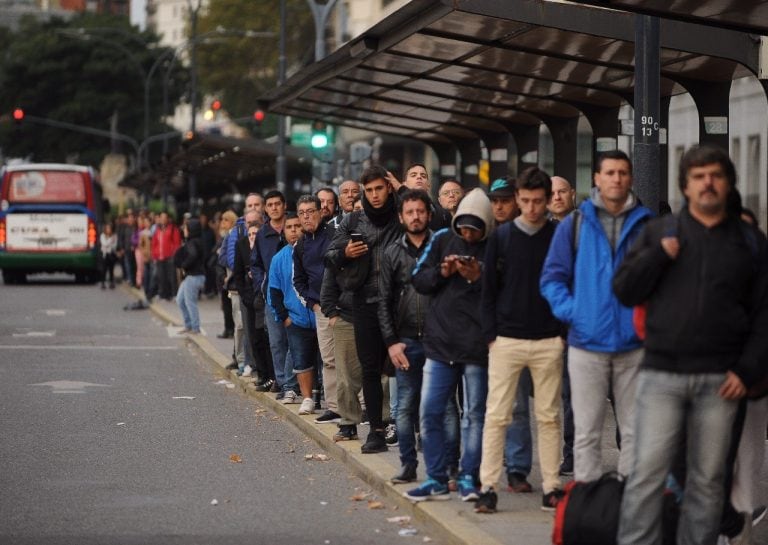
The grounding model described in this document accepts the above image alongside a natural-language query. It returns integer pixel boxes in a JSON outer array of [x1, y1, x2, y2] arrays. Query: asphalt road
[[0, 276, 432, 545]]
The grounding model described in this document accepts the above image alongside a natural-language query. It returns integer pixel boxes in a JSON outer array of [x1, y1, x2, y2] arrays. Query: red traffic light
[[12, 108, 24, 122], [211, 99, 222, 111], [253, 109, 265, 123]]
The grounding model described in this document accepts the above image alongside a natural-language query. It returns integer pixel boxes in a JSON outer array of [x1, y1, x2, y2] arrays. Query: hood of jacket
[[451, 187, 494, 241], [590, 186, 638, 216], [186, 218, 202, 239]]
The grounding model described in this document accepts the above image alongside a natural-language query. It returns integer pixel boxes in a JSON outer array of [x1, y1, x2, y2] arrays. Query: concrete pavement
[[130, 286, 768, 545]]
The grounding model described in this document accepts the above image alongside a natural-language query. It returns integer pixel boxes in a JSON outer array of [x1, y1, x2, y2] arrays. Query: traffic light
[[211, 99, 222, 111], [12, 108, 24, 125], [311, 120, 329, 149], [253, 109, 265, 124]]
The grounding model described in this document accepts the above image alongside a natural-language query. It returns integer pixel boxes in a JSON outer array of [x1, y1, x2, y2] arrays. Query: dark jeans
[[396, 338, 459, 468], [156, 258, 176, 299], [221, 288, 234, 332], [102, 252, 116, 284], [353, 299, 386, 430]]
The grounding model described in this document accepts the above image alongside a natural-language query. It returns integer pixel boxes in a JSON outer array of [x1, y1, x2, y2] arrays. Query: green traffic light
[[311, 132, 329, 149]]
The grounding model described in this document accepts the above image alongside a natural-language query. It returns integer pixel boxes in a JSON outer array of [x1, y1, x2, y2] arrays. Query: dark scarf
[[362, 192, 397, 227]]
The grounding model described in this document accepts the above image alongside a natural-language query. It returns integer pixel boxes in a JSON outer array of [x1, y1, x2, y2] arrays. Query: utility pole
[[187, 0, 203, 215], [306, 0, 339, 61], [276, 0, 287, 192]]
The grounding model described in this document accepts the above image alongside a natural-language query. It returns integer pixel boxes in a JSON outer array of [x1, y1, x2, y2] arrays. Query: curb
[[132, 286, 508, 545]]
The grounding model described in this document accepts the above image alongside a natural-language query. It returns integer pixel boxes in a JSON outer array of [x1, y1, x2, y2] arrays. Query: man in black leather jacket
[[325, 165, 402, 454]]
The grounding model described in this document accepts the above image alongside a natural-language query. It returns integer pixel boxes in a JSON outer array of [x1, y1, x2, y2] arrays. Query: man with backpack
[[613, 145, 768, 545], [541, 150, 652, 483]]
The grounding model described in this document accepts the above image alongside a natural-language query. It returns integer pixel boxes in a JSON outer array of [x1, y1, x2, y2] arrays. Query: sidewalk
[[128, 287, 588, 545]]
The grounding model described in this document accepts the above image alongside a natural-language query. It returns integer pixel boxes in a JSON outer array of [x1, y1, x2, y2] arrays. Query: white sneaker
[[281, 390, 298, 404], [241, 365, 254, 377], [299, 397, 315, 415]]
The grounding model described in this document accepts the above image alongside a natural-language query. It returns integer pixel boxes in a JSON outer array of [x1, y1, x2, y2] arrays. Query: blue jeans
[[617, 369, 738, 545], [176, 274, 204, 330], [505, 367, 533, 475], [286, 323, 320, 374], [420, 358, 487, 482], [265, 312, 297, 393]]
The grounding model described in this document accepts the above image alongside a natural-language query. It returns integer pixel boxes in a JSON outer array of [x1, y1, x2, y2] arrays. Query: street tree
[[195, 0, 314, 135], [0, 13, 187, 167]]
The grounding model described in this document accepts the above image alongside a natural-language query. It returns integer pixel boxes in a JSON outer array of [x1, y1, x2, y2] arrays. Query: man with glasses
[[293, 195, 333, 415], [438, 179, 464, 217]]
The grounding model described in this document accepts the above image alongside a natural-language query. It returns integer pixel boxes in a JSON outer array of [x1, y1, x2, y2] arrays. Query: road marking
[[30, 380, 111, 394], [0, 345, 176, 350], [12, 331, 56, 337], [43, 309, 67, 316]]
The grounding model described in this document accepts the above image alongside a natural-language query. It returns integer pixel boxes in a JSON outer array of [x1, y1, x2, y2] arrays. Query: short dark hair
[[360, 165, 390, 186], [406, 163, 427, 175], [264, 190, 285, 203], [517, 167, 552, 199], [296, 194, 321, 210], [678, 144, 736, 193], [315, 187, 338, 206], [284, 211, 299, 221], [398, 189, 432, 214], [595, 149, 632, 174]]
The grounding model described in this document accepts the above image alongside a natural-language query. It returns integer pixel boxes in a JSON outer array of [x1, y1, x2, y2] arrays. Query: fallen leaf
[[229, 454, 242, 463], [423, 537, 433, 543], [116, 422, 126, 426], [367, 500, 385, 510], [387, 516, 411, 524], [349, 492, 372, 501], [304, 453, 330, 461], [210, 499, 218, 506]]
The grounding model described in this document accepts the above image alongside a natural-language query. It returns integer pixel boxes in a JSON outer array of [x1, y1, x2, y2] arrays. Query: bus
[[0, 163, 105, 284]]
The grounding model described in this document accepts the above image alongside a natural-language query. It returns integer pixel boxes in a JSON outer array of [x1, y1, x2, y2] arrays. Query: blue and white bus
[[0, 163, 105, 284]]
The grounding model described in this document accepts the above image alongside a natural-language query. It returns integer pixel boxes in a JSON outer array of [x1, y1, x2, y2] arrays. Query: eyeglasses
[[440, 189, 463, 197], [297, 209, 319, 217]]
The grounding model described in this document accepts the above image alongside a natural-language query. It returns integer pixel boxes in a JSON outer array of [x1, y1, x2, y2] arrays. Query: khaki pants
[[333, 317, 362, 425], [314, 308, 337, 411], [480, 336, 563, 493]]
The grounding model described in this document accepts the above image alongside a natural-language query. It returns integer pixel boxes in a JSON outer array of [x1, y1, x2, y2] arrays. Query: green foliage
[[196, 0, 314, 134], [0, 13, 187, 167]]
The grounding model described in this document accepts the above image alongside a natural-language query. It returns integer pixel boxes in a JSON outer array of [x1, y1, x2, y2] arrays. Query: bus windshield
[[7, 170, 87, 204]]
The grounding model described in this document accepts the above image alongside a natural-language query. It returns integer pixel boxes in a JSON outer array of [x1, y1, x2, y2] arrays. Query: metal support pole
[[276, 0, 287, 192], [306, 0, 339, 61], [633, 14, 661, 215], [187, 0, 202, 214]]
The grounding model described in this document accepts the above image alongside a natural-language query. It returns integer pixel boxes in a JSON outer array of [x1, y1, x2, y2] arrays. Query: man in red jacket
[[151, 211, 181, 300]]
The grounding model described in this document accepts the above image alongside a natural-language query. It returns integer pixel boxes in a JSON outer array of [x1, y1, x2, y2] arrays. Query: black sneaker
[[269, 381, 280, 393], [507, 472, 533, 493], [225, 361, 238, 371], [255, 378, 274, 392], [217, 330, 234, 339], [333, 424, 358, 442], [390, 464, 417, 484], [275, 391, 285, 401], [385, 422, 398, 445], [314, 410, 341, 424], [559, 458, 574, 477], [360, 410, 369, 425], [474, 488, 498, 514], [361, 430, 387, 453], [542, 489, 565, 512]]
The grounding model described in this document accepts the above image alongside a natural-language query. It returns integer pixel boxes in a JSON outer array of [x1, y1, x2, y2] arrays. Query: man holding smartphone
[[325, 165, 402, 454]]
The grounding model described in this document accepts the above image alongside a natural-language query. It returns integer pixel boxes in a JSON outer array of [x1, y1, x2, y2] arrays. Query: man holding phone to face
[[325, 165, 402, 454]]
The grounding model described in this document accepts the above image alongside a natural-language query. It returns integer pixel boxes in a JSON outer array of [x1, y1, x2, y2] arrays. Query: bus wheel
[[2, 270, 15, 285]]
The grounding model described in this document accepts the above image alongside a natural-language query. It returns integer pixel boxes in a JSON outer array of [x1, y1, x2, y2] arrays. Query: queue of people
[[107, 146, 767, 545]]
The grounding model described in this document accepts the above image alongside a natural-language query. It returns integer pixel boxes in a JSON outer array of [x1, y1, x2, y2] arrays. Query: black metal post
[[633, 15, 661, 215]]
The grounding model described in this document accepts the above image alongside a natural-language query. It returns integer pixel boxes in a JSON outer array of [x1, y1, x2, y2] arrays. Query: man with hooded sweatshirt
[[325, 165, 402, 454], [405, 188, 494, 503], [540, 150, 652, 483], [176, 218, 206, 334]]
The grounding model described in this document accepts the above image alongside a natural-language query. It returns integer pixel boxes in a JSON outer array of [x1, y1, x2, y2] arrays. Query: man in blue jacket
[[540, 150, 652, 482], [267, 213, 311, 407]]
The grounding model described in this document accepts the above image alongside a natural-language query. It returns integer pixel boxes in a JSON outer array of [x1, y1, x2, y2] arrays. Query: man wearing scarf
[[325, 165, 402, 454]]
